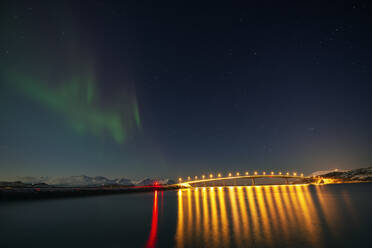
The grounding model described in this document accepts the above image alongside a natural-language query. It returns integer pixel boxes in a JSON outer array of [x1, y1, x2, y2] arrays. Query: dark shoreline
[[0, 185, 183, 200]]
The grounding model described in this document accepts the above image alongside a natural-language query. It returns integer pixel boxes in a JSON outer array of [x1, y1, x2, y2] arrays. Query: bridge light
[[187, 176, 191, 181], [236, 172, 240, 176], [228, 173, 232, 177], [286, 172, 289, 175], [245, 172, 249, 175], [293, 172, 297, 176], [179, 178, 182, 182], [279, 172, 282, 175], [202, 175, 205, 179], [271, 171, 274, 175], [195, 176, 198, 180], [218, 173, 221, 177], [254, 171, 258, 175], [262, 171, 266, 175], [301, 173, 304, 177], [210, 174, 213, 178]]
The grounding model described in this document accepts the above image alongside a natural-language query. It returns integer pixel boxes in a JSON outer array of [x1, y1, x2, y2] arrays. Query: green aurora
[[1, 2, 141, 144], [7, 72, 141, 143]]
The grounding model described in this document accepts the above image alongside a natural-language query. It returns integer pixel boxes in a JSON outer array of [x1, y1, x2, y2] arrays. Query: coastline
[[0, 185, 183, 200]]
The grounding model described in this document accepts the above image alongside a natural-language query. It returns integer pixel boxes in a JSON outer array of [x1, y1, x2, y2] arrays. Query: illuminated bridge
[[177, 171, 314, 187]]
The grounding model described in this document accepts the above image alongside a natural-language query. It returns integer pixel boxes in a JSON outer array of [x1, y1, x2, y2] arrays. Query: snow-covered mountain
[[132, 178, 176, 186], [113, 178, 133, 186], [10, 175, 175, 186], [47, 175, 119, 186], [318, 167, 372, 181], [309, 169, 348, 177]]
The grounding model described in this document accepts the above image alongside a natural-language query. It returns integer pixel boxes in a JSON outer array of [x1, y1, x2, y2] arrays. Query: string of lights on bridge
[[178, 171, 304, 182]]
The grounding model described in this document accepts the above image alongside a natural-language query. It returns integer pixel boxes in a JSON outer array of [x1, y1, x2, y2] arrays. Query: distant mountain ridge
[[309, 169, 348, 177], [314, 166, 372, 181], [8, 175, 175, 187]]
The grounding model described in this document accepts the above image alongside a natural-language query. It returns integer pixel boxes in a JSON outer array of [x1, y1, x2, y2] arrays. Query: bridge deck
[[181, 175, 309, 185]]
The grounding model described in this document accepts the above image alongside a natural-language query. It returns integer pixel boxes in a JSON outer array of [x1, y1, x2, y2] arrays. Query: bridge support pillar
[[285, 178, 289, 185], [251, 178, 255, 186]]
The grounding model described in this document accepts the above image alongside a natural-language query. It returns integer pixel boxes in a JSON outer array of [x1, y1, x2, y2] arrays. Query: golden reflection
[[292, 185, 320, 247], [270, 186, 290, 242], [175, 185, 351, 248], [175, 190, 184, 248], [255, 186, 272, 246], [209, 188, 219, 246], [284, 185, 300, 226], [236, 187, 250, 244], [246, 186, 261, 244], [228, 187, 243, 247], [187, 189, 192, 244], [202, 186, 210, 246], [217, 187, 230, 247], [262, 186, 280, 243], [194, 188, 201, 242]]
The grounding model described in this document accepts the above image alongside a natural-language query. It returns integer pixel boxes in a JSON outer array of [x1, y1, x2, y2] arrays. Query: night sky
[[1, 1, 371, 180]]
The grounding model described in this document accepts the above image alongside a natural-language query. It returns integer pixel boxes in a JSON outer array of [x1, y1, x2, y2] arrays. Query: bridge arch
[[177, 171, 312, 187]]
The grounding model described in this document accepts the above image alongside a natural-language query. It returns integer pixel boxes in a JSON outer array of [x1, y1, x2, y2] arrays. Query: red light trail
[[145, 190, 159, 248]]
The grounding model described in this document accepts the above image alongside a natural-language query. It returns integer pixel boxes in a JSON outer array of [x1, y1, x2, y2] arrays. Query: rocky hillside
[[319, 166, 372, 181]]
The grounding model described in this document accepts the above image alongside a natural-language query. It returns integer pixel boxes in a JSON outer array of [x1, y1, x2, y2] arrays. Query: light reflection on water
[[1, 184, 370, 248], [175, 185, 356, 248]]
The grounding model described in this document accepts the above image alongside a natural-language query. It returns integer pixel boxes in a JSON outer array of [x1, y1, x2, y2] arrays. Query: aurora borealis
[[8, 72, 140, 143], [1, 1, 372, 180], [1, 1, 141, 144]]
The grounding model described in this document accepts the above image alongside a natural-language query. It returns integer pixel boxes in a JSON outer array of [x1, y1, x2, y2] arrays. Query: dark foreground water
[[0, 183, 371, 248]]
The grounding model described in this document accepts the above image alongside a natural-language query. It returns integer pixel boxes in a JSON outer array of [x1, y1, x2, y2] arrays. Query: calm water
[[0, 183, 371, 248]]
